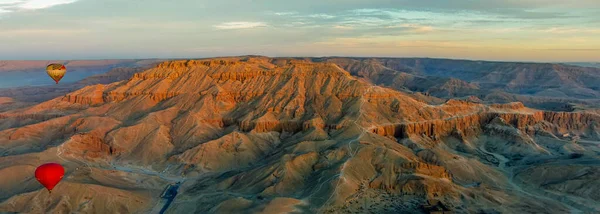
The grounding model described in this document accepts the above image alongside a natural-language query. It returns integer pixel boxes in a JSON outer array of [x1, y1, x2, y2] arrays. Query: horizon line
[[1, 55, 598, 64]]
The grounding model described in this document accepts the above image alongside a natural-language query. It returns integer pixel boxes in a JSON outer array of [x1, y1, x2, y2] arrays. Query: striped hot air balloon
[[46, 63, 67, 84]]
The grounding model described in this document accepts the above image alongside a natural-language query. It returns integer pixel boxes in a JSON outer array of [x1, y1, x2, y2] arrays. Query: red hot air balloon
[[35, 163, 65, 193]]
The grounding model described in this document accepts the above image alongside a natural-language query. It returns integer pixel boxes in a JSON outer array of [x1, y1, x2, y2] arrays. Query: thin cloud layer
[[0, 0, 598, 61], [214, 22, 268, 29], [0, 0, 78, 13]]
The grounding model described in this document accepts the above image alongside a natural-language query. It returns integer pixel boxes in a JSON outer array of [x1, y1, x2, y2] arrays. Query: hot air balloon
[[46, 63, 67, 84], [35, 163, 65, 193]]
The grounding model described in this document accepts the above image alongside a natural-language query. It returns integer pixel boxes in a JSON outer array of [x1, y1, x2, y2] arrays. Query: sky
[[0, 0, 599, 62]]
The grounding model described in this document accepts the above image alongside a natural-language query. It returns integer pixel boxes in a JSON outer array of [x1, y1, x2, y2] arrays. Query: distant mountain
[[1, 57, 599, 213], [321, 57, 600, 110], [325, 58, 600, 98], [564, 62, 600, 69]]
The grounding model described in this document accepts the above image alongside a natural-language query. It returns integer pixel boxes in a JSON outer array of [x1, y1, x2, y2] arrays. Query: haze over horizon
[[1, 0, 599, 62]]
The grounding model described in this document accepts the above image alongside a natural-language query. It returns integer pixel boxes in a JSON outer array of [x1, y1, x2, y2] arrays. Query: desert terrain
[[0, 56, 599, 213]]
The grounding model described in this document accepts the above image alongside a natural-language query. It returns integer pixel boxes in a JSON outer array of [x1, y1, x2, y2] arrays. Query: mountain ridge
[[0, 57, 599, 213]]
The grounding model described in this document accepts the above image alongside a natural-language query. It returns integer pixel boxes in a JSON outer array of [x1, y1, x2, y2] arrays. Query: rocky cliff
[[372, 110, 599, 141]]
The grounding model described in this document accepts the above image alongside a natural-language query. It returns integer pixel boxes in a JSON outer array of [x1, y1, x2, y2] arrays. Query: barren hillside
[[0, 57, 599, 213]]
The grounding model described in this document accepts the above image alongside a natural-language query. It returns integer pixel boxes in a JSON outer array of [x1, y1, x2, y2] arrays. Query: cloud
[[386, 24, 435, 33], [0, 7, 10, 14], [308, 14, 336, 19], [0, 0, 78, 13], [18, 0, 78, 10], [274, 12, 297, 16], [0, 0, 22, 6], [338, 16, 388, 27], [214, 22, 268, 30]]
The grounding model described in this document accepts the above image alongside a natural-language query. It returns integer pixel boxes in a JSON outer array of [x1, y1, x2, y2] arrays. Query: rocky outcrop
[[490, 102, 526, 110], [62, 89, 181, 105], [368, 161, 453, 198], [543, 111, 599, 132], [401, 162, 452, 180], [62, 133, 120, 159], [372, 113, 482, 139], [132, 70, 185, 80], [61, 85, 106, 105], [303, 117, 326, 130], [156, 59, 240, 69], [372, 111, 599, 140], [103, 91, 181, 102]]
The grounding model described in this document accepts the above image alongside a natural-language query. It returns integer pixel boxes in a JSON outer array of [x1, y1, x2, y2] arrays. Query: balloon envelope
[[35, 163, 65, 192], [46, 63, 67, 84]]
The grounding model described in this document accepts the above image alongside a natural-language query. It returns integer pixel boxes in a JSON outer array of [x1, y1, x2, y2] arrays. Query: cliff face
[[61, 85, 106, 105], [53, 58, 400, 134], [372, 110, 599, 141], [1, 57, 599, 214]]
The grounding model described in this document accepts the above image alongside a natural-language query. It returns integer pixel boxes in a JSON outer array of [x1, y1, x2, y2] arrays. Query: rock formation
[[0, 57, 599, 213]]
